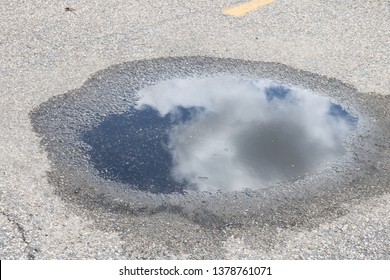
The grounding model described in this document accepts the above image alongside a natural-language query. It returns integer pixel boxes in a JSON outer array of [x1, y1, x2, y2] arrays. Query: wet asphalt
[[1, 1, 389, 259]]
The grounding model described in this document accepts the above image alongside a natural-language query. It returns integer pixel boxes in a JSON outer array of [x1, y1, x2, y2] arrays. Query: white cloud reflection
[[136, 76, 352, 192]]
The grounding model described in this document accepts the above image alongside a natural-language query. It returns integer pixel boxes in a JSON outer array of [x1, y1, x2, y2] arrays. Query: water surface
[[83, 77, 356, 193]]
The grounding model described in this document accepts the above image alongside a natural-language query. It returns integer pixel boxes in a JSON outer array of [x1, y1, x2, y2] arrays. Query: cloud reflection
[[137, 77, 353, 192]]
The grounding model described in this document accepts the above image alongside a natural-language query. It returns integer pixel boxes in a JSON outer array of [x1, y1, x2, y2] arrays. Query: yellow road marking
[[223, 0, 275, 17]]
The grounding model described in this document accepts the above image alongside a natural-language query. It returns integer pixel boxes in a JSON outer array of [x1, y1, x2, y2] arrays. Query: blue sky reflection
[[136, 76, 355, 192]]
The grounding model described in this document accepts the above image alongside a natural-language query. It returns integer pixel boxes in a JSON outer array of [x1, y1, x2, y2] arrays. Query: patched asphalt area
[[29, 57, 390, 259]]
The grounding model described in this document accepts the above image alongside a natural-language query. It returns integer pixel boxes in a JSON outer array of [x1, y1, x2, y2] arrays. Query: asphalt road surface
[[1, 0, 389, 259]]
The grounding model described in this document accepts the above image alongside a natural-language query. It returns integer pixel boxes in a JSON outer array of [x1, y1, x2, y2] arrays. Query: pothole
[[30, 56, 389, 230], [83, 76, 357, 193]]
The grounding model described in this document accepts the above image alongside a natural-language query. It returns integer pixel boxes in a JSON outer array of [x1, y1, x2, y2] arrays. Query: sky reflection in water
[[84, 77, 356, 193]]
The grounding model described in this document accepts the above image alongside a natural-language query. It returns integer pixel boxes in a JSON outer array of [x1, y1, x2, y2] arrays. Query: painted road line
[[223, 0, 275, 17]]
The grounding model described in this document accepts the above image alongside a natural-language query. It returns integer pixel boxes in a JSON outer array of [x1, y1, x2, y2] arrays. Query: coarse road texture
[[1, 0, 389, 259]]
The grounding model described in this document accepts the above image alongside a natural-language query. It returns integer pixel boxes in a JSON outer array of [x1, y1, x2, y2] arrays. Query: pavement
[[0, 0, 389, 259]]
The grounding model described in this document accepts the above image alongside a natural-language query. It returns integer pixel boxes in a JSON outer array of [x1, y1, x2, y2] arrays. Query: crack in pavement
[[0, 210, 37, 260]]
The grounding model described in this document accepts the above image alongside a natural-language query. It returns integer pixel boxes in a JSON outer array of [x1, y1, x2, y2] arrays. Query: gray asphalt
[[1, 0, 389, 259]]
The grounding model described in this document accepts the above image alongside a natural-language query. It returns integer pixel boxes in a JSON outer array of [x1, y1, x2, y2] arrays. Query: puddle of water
[[83, 76, 357, 193]]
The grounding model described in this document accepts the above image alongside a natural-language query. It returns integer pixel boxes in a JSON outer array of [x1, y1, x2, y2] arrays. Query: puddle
[[83, 77, 356, 193], [30, 56, 389, 232]]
